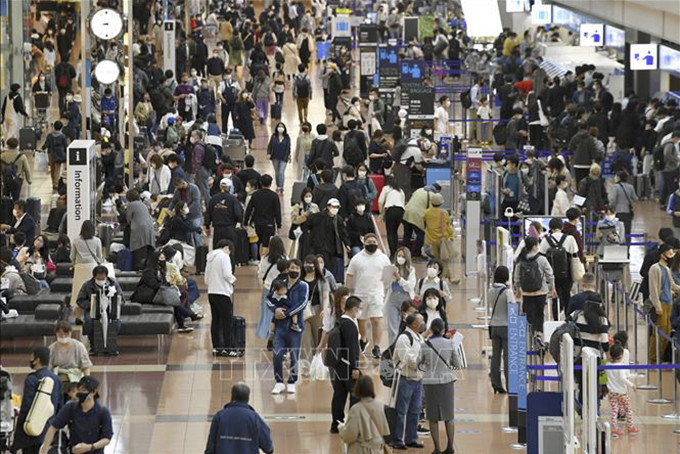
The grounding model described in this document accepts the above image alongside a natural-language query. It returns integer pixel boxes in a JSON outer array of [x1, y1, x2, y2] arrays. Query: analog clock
[[94, 60, 120, 85], [90, 8, 123, 40]]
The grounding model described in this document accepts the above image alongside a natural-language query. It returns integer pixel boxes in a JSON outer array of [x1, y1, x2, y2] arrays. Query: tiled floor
[[3, 23, 680, 454]]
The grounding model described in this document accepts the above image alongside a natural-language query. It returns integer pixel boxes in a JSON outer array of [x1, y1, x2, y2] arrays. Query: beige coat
[[0, 149, 32, 184], [339, 398, 390, 454], [282, 42, 301, 77], [403, 187, 433, 231]]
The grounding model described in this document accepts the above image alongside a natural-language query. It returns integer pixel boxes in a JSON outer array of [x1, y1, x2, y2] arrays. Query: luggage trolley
[[33, 91, 51, 140]]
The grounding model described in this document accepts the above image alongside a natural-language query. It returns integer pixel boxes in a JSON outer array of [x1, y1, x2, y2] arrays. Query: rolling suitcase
[[383, 405, 397, 445], [26, 197, 41, 229], [231, 316, 246, 356], [290, 181, 307, 207], [369, 174, 385, 213], [116, 248, 133, 271], [635, 174, 651, 200], [91, 319, 119, 356], [234, 228, 250, 266], [19, 127, 37, 151], [270, 103, 282, 120], [195, 244, 209, 274]]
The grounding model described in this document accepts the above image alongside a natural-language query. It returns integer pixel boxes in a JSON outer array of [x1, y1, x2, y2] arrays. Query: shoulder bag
[[438, 211, 457, 261], [153, 285, 182, 307], [619, 183, 635, 217]]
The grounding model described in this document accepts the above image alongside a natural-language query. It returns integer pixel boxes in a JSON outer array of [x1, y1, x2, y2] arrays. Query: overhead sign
[[630, 44, 658, 70], [579, 23, 604, 46], [660, 45, 680, 73], [358, 24, 378, 45], [67, 140, 97, 241], [506, 0, 525, 13], [360, 49, 376, 76], [332, 15, 351, 38], [531, 4, 552, 25], [400, 60, 424, 83]]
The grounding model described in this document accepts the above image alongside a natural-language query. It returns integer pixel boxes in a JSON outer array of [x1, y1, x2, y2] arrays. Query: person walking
[[13, 347, 62, 454], [306, 198, 350, 283], [391, 313, 425, 450], [514, 236, 555, 339], [244, 174, 282, 250], [378, 176, 406, 258], [206, 240, 238, 357], [300, 255, 331, 365], [256, 236, 287, 340], [338, 375, 390, 453], [539, 217, 579, 321], [1, 83, 28, 140], [251, 69, 271, 124], [205, 383, 274, 454], [0, 137, 32, 201], [384, 247, 417, 346], [648, 242, 680, 363], [329, 296, 362, 433], [608, 171, 638, 238], [234, 91, 257, 148], [419, 318, 462, 454], [267, 122, 292, 194], [42, 121, 69, 191], [206, 178, 243, 249], [488, 266, 514, 394], [403, 185, 440, 259], [293, 63, 312, 123]]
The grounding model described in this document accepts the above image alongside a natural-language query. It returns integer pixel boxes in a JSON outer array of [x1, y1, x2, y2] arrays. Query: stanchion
[[648, 325, 672, 404], [662, 340, 680, 419], [613, 283, 620, 332], [637, 313, 659, 390], [629, 296, 646, 379]]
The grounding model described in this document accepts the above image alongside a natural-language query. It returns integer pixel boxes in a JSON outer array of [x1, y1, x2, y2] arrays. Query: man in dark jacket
[[586, 102, 609, 147], [546, 76, 567, 118], [236, 155, 261, 189], [343, 120, 368, 168], [43, 121, 70, 190], [307, 124, 338, 169], [311, 169, 338, 209], [205, 383, 273, 454], [306, 198, 350, 283], [337, 166, 368, 219], [76, 266, 124, 348], [1, 200, 37, 246], [12, 347, 62, 454], [563, 207, 586, 265], [206, 178, 243, 249], [327, 63, 344, 123], [170, 177, 203, 245], [569, 122, 600, 184], [244, 174, 282, 247], [498, 75, 518, 120]]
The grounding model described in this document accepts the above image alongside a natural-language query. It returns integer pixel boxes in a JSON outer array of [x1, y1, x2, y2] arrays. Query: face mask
[[605, 214, 615, 221], [426, 298, 439, 309], [288, 271, 299, 279], [95, 279, 107, 286], [369, 95, 375, 101], [526, 251, 537, 259], [365, 244, 378, 253], [354, 103, 361, 108], [329, 207, 339, 216], [304, 196, 313, 204], [396, 256, 406, 265], [304, 265, 315, 273], [355, 309, 363, 319], [521, 167, 529, 174], [356, 204, 366, 214], [76, 392, 90, 404], [667, 252, 676, 261], [358, 170, 367, 178], [29, 359, 37, 369], [182, 207, 190, 215], [57, 337, 69, 344], [277, 127, 285, 134], [191, 70, 197, 76], [427, 267, 438, 278]]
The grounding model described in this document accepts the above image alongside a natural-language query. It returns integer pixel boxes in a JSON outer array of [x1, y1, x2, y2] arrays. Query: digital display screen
[[379, 48, 398, 66], [605, 25, 625, 59], [660, 45, 680, 73]]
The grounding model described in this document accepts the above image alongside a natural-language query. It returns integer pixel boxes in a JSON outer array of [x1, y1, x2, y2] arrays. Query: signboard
[[531, 4, 552, 25], [163, 20, 176, 74], [400, 60, 424, 83], [360, 49, 377, 76], [465, 148, 483, 200], [359, 24, 379, 44], [403, 17, 419, 43], [630, 44, 658, 70], [517, 314, 528, 411], [407, 86, 435, 120], [605, 25, 625, 59], [579, 23, 603, 46], [332, 15, 351, 38], [508, 302, 520, 395], [506, 0, 525, 13], [660, 45, 680, 73], [67, 140, 97, 241], [378, 45, 399, 90]]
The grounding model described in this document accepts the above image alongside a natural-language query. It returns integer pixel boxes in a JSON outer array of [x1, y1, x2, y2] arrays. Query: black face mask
[[288, 271, 300, 279], [365, 244, 378, 253], [76, 392, 89, 404], [303, 265, 315, 273], [29, 360, 37, 369]]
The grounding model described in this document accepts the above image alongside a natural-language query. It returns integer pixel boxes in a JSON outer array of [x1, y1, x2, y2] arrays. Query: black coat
[[346, 213, 375, 248], [546, 85, 567, 117], [333, 316, 361, 379], [616, 110, 641, 150], [307, 211, 349, 257], [131, 268, 163, 303]]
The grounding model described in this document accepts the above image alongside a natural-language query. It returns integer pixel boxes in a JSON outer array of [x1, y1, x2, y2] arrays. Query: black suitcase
[[195, 244, 209, 274], [91, 319, 119, 355], [19, 127, 37, 151], [26, 197, 41, 229], [383, 405, 397, 445], [0, 196, 13, 225], [232, 315, 246, 356], [234, 228, 249, 266], [270, 103, 282, 120], [290, 181, 306, 207]]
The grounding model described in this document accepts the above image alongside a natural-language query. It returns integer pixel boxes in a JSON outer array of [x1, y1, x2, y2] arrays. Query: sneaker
[[177, 326, 194, 333], [371, 345, 381, 359], [611, 429, 622, 439], [287, 383, 296, 393], [290, 323, 302, 333], [272, 383, 286, 394], [190, 303, 203, 314], [416, 424, 430, 435], [212, 349, 220, 356], [190, 313, 204, 321], [360, 339, 368, 353], [628, 426, 639, 436]]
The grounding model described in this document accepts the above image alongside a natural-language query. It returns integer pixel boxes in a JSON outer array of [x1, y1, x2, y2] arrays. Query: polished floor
[[3, 35, 680, 454]]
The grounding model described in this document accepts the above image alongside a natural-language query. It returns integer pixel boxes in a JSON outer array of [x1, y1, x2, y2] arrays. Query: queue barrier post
[[582, 349, 601, 454], [637, 312, 659, 391], [662, 339, 680, 419], [648, 324, 673, 404], [560, 334, 576, 454]]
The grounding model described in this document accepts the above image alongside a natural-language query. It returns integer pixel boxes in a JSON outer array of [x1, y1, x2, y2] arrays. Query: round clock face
[[90, 8, 123, 40], [94, 60, 120, 85]]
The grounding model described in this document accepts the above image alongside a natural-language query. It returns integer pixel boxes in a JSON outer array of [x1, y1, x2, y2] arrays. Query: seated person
[[48, 320, 93, 385], [267, 280, 301, 333], [10, 231, 28, 263], [168, 201, 202, 244], [0, 247, 26, 295], [24, 234, 57, 288], [53, 234, 72, 264], [75, 265, 123, 351]]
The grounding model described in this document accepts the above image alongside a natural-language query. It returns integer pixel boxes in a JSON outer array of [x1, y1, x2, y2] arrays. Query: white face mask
[[358, 170, 367, 178], [354, 102, 361, 109], [329, 207, 339, 216], [277, 127, 285, 134], [369, 95, 376, 101], [521, 167, 529, 174], [396, 256, 406, 265], [605, 214, 615, 221], [426, 298, 439, 309], [356, 204, 366, 214], [304, 196, 313, 204], [95, 279, 107, 287], [182, 207, 190, 215], [355, 309, 363, 319], [426, 267, 438, 278], [57, 337, 69, 344]]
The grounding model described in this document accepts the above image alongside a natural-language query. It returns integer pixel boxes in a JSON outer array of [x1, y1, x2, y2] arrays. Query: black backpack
[[433, 39, 447, 56], [519, 255, 543, 293], [493, 123, 507, 145], [2, 155, 22, 196], [295, 76, 311, 98], [343, 133, 363, 167], [344, 180, 367, 209], [202, 144, 218, 172], [460, 88, 472, 109], [549, 310, 583, 363], [545, 234, 571, 280], [323, 322, 343, 368], [653, 144, 665, 171]]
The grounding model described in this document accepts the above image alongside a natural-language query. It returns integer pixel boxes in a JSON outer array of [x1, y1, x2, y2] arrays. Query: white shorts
[[356, 294, 384, 320]]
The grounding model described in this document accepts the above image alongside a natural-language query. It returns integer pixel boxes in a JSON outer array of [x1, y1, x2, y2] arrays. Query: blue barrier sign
[[517, 314, 528, 411], [508, 302, 519, 394]]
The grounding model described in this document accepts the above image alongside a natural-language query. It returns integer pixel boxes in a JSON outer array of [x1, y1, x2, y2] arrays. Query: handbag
[[517, 195, 530, 214], [537, 99, 549, 127], [250, 108, 258, 121], [153, 285, 182, 307], [571, 256, 585, 281], [438, 212, 457, 261]]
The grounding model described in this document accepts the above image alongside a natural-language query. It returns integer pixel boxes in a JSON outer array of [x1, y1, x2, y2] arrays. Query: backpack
[[345, 180, 367, 209], [519, 255, 543, 293], [202, 144, 218, 172], [323, 322, 343, 368], [460, 88, 472, 109], [57, 73, 68, 89], [343, 133, 363, 167], [295, 76, 311, 98], [20, 273, 42, 295], [433, 39, 447, 56], [492, 123, 507, 145], [653, 144, 665, 171], [549, 311, 583, 363], [379, 331, 413, 387], [545, 234, 570, 280], [2, 155, 22, 196]]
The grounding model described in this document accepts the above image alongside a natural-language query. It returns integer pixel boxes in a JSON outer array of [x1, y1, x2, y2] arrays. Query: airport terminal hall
[[2, 0, 680, 453]]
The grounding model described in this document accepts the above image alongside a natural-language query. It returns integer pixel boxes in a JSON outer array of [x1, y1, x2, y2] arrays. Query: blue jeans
[[272, 159, 288, 189], [190, 217, 204, 246], [394, 377, 423, 445], [273, 327, 303, 384]]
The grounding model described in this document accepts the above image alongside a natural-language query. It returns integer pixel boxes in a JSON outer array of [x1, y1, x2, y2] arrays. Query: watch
[[90, 8, 123, 40], [94, 60, 120, 85]]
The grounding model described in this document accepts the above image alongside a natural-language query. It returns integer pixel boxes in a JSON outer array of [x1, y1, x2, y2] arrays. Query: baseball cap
[[327, 198, 341, 207], [220, 178, 232, 187]]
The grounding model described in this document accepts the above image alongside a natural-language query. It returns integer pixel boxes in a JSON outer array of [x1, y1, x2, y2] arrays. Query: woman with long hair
[[256, 236, 288, 340], [291, 188, 320, 259], [25, 234, 56, 288], [267, 121, 291, 194], [301, 254, 331, 364], [318, 286, 352, 354], [70, 220, 106, 322], [384, 247, 416, 346], [378, 176, 406, 258]]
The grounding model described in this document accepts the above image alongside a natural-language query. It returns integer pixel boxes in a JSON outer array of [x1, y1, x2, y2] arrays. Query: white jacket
[[205, 249, 236, 297]]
